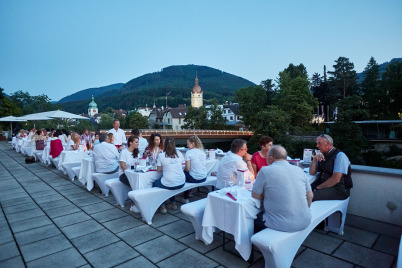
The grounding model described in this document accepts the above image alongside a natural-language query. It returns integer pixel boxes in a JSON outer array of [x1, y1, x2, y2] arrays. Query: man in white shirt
[[92, 134, 119, 173], [131, 129, 148, 156], [216, 139, 254, 189], [108, 120, 127, 150]]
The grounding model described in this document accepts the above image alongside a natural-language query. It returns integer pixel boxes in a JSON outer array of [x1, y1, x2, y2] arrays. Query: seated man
[[252, 145, 313, 233], [216, 139, 254, 189], [309, 134, 353, 201], [92, 133, 119, 174]]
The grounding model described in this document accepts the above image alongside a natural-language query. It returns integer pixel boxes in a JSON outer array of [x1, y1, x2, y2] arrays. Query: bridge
[[119, 129, 254, 145]]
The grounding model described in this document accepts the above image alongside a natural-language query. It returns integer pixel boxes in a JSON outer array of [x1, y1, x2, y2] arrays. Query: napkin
[[136, 166, 150, 173]]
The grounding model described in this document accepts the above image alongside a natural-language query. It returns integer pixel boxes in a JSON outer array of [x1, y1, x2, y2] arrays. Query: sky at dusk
[[1, 0, 401, 102]]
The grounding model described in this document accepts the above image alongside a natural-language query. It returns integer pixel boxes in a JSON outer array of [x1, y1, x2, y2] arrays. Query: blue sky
[[1, 0, 401, 102]]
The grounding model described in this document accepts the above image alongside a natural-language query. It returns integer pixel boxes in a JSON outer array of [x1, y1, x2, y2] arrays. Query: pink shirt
[[251, 151, 268, 173]]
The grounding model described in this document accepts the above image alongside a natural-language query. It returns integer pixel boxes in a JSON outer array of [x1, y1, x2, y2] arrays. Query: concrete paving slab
[[25, 185, 53, 194], [69, 196, 103, 207], [0, 255, 25, 267], [19, 234, 72, 262], [2, 202, 39, 214], [80, 201, 115, 214], [26, 247, 87, 268], [103, 215, 143, 234], [117, 225, 163, 247], [6, 208, 45, 224], [60, 219, 104, 240], [71, 229, 120, 254], [9, 215, 53, 233], [333, 241, 394, 268], [205, 244, 250, 268], [328, 225, 379, 248], [134, 235, 187, 263], [45, 204, 81, 218], [373, 235, 400, 256], [0, 196, 33, 208], [158, 219, 195, 239], [52, 211, 92, 228], [114, 256, 157, 268], [14, 224, 61, 246], [179, 233, 223, 254], [293, 248, 353, 268], [39, 198, 72, 211], [0, 191, 29, 202], [0, 229, 14, 244], [157, 248, 218, 268], [346, 214, 402, 239], [84, 241, 139, 268], [91, 208, 128, 223], [151, 212, 181, 228], [0, 241, 20, 262], [302, 231, 344, 254], [33, 193, 65, 204]]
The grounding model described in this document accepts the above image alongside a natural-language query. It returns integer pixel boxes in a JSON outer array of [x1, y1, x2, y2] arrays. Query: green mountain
[[59, 65, 256, 114], [357, 58, 402, 83], [58, 83, 124, 103]]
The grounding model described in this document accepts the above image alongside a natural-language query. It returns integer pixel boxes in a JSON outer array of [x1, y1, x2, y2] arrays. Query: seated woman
[[183, 135, 207, 204], [118, 136, 140, 213], [31, 129, 47, 142], [154, 137, 185, 214], [67, 132, 80, 151], [49, 130, 63, 159], [251, 136, 273, 177], [142, 133, 163, 163]]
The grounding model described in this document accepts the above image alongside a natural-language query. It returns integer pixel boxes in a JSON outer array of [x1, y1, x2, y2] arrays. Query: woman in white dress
[[142, 133, 163, 163], [183, 135, 207, 203], [118, 136, 140, 212], [154, 137, 185, 213]]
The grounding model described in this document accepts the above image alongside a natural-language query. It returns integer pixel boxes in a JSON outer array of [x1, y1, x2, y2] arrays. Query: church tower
[[191, 74, 203, 108], [88, 95, 98, 117]]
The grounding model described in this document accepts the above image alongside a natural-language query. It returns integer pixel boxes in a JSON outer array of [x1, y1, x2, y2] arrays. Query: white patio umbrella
[[0, 115, 27, 138], [33, 110, 89, 120]]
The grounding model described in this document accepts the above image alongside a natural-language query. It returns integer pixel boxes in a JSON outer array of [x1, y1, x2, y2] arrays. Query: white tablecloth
[[58, 150, 90, 172], [12, 137, 17, 148], [42, 146, 51, 165], [78, 157, 96, 190], [202, 187, 261, 261]]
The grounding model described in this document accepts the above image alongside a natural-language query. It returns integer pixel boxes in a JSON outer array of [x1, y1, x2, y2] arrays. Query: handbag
[[36, 140, 45, 150]]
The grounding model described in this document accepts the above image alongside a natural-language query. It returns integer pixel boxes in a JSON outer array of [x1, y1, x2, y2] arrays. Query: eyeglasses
[[320, 134, 330, 142]]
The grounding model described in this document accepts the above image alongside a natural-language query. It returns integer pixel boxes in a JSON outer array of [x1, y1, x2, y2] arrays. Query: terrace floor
[[0, 141, 400, 268]]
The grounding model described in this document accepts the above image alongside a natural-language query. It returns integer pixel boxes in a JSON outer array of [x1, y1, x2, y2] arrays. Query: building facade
[[88, 96, 98, 117], [191, 75, 203, 108]]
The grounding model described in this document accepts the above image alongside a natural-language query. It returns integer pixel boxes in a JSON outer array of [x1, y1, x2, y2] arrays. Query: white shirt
[[157, 150, 185, 187], [119, 148, 136, 176], [92, 141, 119, 173], [216, 151, 249, 189], [108, 128, 127, 146], [185, 148, 207, 180], [67, 140, 75, 151], [138, 137, 148, 156]]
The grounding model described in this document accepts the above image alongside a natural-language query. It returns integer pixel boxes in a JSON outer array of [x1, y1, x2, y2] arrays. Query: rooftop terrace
[[0, 141, 400, 268]]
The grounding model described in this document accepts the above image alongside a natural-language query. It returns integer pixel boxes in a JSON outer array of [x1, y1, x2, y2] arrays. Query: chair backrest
[[36, 140, 45, 150]]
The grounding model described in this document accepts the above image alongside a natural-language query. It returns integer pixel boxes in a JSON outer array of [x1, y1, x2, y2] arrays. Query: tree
[[382, 60, 402, 119], [234, 85, 267, 129], [0, 88, 23, 117], [260, 79, 276, 105], [126, 112, 149, 129], [253, 105, 291, 139], [275, 66, 318, 129], [9, 90, 54, 114], [361, 57, 388, 119], [98, 114, 114, 130], [328, 57, 359, 98], [208, 100, 227, 130], [71, 119, 95, 133], [335, 95, 369, 122], [183, 106, 209, 129]]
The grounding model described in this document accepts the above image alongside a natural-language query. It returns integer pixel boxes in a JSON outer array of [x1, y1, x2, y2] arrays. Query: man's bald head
[[268, 145, 287, 161]]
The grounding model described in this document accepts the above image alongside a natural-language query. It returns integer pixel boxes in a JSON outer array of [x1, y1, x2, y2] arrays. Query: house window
[[230, 116, 233, 120]]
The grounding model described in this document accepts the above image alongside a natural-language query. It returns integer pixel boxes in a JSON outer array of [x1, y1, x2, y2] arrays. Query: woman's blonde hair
[[188, 135, 204, 150]]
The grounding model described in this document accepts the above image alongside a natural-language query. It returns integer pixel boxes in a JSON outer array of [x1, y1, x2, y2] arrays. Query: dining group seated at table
[[92, 133, 120, 174], [216, 139, 254, 189], [49, 130, 64, 159], [67, 132, 81, 151], [31, 129, 47, 142], [252, 145, 313, 233]]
